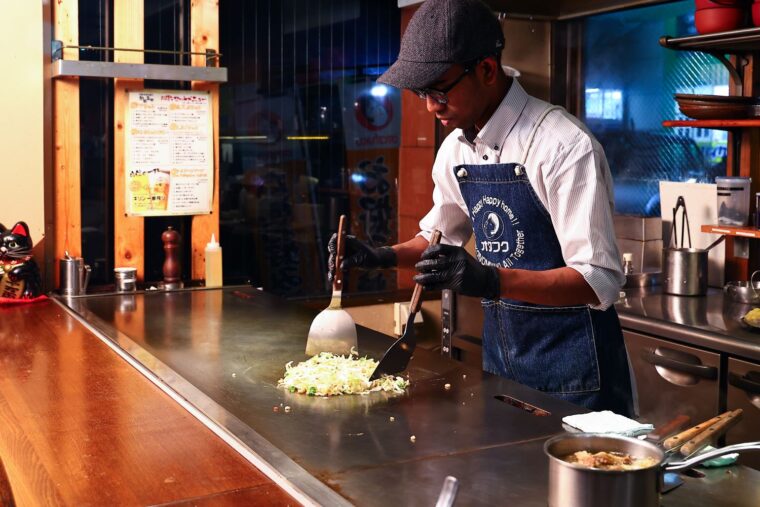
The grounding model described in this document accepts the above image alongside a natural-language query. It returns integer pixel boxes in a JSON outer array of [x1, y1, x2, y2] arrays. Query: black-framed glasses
[[411, 66, 472, 105]]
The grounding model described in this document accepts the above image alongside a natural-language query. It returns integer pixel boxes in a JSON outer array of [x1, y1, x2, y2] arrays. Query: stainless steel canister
[[114, 267, 137, 292], [59, 254, 91, 296], [663, 247, 708, 296]]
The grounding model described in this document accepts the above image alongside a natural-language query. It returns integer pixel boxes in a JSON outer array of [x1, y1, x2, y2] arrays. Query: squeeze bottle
[[205, 234, 223, 287]]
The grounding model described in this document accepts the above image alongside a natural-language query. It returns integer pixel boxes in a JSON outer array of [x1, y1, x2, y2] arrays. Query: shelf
[[52, 59, 228, 83], [660, 27, 760, 53], [663, 119, 760, 129], [659, 28, 760, 92], [701, 224, 760, 239]]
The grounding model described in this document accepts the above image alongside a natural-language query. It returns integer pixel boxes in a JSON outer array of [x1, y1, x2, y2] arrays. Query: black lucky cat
[[0, 221, 42, 300]]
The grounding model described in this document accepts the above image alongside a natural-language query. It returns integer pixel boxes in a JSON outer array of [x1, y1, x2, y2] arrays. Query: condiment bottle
[[622, 252, 634, 275], [204, 233, 223, 287]]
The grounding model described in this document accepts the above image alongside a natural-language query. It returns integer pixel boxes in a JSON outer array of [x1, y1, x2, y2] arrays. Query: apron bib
[[455, 106, 633, 416]]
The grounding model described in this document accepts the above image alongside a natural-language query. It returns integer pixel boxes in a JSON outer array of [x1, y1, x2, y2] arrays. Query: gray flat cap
[[378, 0, 504, 89]]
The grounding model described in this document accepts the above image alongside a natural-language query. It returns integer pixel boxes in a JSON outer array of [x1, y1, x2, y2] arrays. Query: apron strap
[[520, 105, 564, 166]]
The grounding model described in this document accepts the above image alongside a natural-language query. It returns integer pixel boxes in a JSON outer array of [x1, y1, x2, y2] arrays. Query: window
[[583, 0, 728, 217], [220, 0, 401, 297]]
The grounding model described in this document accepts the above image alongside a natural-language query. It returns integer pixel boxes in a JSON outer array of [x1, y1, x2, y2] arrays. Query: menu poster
[[125, 89, 213, 216]]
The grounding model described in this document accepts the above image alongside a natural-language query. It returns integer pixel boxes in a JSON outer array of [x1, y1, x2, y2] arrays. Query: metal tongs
[[669, 195, 692, 249]]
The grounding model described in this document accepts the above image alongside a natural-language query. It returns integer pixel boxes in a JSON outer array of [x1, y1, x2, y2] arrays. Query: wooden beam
[[52, 0, 81, 286], [114, 0, 145, 279], [190, 0, 220, 282]]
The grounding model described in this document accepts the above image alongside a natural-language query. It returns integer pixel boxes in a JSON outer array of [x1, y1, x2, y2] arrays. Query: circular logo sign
[[355, 93, 393, 131]]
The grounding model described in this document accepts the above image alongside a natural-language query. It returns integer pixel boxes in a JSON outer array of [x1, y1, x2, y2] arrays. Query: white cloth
[[417, 79, 624, 310], [562, 410, 654, 437]]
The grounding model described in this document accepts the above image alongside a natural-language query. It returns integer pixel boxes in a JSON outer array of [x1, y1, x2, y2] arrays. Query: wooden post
[[190, 0, 221, 281], [114, 0, 145, 279], [52, 0, 82, 285]]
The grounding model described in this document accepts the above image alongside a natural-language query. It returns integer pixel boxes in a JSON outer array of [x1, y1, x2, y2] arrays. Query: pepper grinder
[[159, 226, 184, 290]]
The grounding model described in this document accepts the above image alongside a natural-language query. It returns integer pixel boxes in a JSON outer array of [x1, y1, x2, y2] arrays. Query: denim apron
[[455, 106, 634, 416]]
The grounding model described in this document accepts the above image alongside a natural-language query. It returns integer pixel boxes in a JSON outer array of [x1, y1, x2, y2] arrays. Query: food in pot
[[563, 450, 659, 471], [743, 308, 760, 327], [278, 351, 408, 396]]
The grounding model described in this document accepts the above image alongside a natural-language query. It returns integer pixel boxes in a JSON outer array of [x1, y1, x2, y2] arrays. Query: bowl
[[695, 6, 745, 34], [675, 94, 760, 119]]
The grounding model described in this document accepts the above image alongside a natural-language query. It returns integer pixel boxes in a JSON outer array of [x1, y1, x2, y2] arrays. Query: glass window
[[220, 0, 401, 297], [583, 0, 728, 217]]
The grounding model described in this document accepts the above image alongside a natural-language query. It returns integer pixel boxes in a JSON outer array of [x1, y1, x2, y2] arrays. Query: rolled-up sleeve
[[545, 135, 625, 310]]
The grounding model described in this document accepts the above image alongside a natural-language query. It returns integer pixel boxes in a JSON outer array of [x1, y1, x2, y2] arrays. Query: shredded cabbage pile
[[278, 352, 408, 396]]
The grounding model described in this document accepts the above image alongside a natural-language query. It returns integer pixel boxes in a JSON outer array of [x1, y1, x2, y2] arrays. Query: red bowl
[[695, 0, 743, 8], [695, 7, 745, 34], [754, 2, 760, 25]]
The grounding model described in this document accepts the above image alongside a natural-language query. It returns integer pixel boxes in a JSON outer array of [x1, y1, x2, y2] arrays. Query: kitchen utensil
[[663, 196, 709, 296], [370, 230, 442, 380], [544, 433, 760, 507], [679, 409, 743, 456], [305, 215, 358, 356], [434, 476, 459, 507], [59, 252, 91, 296], [640, 414, 691, 444], [724, 270, 760, 304], [663, 409, 743, 457]]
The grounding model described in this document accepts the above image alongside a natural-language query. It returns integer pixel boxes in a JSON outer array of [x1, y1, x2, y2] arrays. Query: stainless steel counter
[[616, 288, 760, 362], [59, 288, 760, 506]]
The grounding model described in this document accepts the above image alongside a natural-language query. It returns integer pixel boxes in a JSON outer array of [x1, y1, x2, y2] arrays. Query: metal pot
[[663, 247, 708, 296], [724, 270, 760, 304], [544, 433, 760, 507]]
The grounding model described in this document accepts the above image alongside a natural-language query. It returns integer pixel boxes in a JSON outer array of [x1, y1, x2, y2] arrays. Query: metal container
[[725, 281, 760, 305], [114, 267, 137, 292], [59, 254, 91, 296], [545, 434, 662, 507], [663, 247, 707, 296], [544, 433, 760, 507], [724, 270, 760, 304]]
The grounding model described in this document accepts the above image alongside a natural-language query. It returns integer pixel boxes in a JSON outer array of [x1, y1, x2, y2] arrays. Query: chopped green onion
[[277, 351, 409, 396]]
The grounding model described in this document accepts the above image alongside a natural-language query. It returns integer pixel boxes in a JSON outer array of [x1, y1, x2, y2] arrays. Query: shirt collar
[[461, 78, 529, 152]]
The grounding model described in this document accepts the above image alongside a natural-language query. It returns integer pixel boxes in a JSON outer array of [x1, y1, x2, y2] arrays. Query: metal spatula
[[305, 215, 358, 356], [370, 230, 442, 380]]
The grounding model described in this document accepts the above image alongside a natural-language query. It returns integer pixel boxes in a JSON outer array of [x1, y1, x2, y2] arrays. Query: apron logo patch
[[483, 212, 504, 240], [471, 195, 525, 268]]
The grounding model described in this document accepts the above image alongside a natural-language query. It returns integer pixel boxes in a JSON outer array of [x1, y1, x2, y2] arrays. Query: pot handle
[[665, 442, 760, 471]]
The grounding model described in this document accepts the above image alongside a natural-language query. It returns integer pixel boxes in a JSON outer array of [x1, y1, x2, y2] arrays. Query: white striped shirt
[[417, 79, 624, 310]]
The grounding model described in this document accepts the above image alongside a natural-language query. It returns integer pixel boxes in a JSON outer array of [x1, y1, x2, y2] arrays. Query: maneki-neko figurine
[[0, 221, 43, 301]]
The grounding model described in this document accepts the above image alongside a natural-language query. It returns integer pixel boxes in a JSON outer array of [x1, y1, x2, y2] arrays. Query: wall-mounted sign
[[125, 89, 213, 216]]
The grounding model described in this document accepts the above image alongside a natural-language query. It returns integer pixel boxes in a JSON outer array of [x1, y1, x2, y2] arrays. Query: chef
[[329, 0, 634, 416]]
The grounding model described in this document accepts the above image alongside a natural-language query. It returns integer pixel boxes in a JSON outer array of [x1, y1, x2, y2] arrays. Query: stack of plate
[[675, 94, 760, 120]]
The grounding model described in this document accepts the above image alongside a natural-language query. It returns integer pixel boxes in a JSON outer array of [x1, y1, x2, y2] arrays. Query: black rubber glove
[[413, 244, 500, 300], [327, 234, 397, 282]]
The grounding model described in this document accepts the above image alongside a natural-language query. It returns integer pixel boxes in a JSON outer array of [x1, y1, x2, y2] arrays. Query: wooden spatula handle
[[663, 410, 732, 450], [647, 414, 690, 443], [333, 215, 347, 292], [680, 409, 743, 457], [410, 230, 442, 313]]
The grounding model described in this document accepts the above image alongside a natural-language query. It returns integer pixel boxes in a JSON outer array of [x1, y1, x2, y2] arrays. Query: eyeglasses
[[411, 66, 472, 105]]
